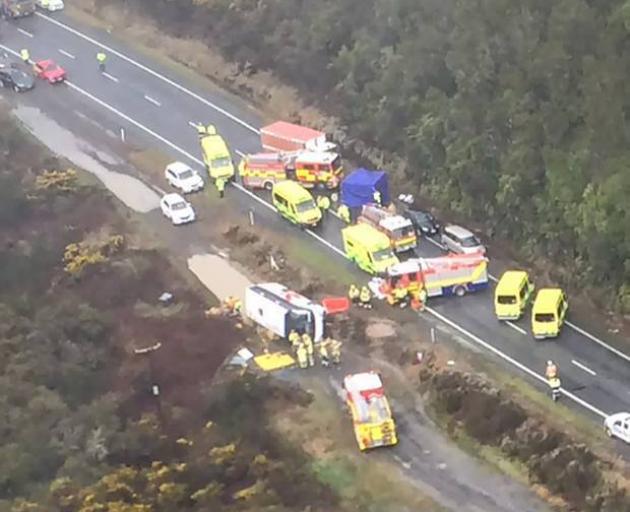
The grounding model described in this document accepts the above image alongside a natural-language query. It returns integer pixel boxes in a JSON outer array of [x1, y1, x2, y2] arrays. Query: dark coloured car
[[0, 66, 35, 92], [405, 209, 440, 236]]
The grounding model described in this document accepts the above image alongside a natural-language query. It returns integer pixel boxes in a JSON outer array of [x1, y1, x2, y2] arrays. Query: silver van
[[441, 225, 486, 255]]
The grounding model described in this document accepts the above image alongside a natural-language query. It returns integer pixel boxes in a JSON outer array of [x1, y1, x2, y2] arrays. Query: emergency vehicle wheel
[[263, 181, 273, 191], [454, 286, 466, 297], [606, 427, 613, 438]]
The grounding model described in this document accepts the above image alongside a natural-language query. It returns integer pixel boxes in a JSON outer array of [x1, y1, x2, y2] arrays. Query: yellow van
[[272, 180, 322, 227], [531, 288, 568, 339], [342, 223, 399, 275], [494, 270, 534, 320], [200, 126, 235, 181]]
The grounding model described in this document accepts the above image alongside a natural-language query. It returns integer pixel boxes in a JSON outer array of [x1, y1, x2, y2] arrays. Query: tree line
[[115, 0, 630, 311]]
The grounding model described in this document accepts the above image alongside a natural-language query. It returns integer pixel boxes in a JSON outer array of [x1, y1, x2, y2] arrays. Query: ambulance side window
[[273, 193, 287, 207], [303, 164, 315, 171], [556, 301, 563, 319], [519, 284, 528, 300]]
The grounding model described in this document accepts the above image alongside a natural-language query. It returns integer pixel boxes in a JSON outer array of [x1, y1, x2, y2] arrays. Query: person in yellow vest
[[410, 288, 427, 311], [296, 342, 308, 369], [216, 177, 226, 199], [302, 333, 314, 367], [194, 123, 207, 137], [319, 338, 331, 367], [288, 330, 301, 350], [348, 284, 360, 304], [316, 195, 331, 213], [337, 204, 350, 223], [96, 51, 107, 72], [330, 339, 342, 365], [359, 286, 372, 309], [20, 49, 29, 64], [392, 283, 408, 308]]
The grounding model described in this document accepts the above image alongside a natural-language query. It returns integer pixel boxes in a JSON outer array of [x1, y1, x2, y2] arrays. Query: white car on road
[[605, 412, 630, 444], [441, 224, 486, 255], [37, 0, 65, 11], [160, 193, 196, 225], [165, 161, 204, 194]]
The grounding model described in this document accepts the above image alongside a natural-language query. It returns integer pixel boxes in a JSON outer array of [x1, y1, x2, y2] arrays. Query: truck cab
[[494, 270, 534, 320], [200, 125, 235, 181], [292, 151, 343, 189], [342, 224, 399, 275], [359, 204, 417, 253], [531, 288, 568, 339]]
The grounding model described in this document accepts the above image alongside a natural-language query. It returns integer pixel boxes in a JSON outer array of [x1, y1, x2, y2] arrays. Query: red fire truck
[[260, 121, 336, 153], [239, 150, 343, 190]]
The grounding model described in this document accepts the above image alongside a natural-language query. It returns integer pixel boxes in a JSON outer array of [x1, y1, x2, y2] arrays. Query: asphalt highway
[[2, 11, 630, 432]]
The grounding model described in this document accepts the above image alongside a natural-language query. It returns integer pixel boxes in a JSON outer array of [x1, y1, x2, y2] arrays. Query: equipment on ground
[[341, 169, 390, 216], [271, 180, 322, 227], [196, 124, 235, 181], [531, 288, 568, 339], [494, 270, 534, 320], [239, 150, 342, 190], [1, 0, 35, 18], [371, 253, 489, 304], [254, 352, 296, 372], [343, 372, 398, 451], [260, 120, 336, 153], [342, 224, 399, 275], [244, 283, 326, 342], [358, 203, 417, 253]]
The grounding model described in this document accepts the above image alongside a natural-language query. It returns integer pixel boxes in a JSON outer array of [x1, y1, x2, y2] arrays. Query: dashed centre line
[[144, 95, 161, 107], [572, 359, 597, 376], [102, 72, 119, 83], [17, 28, 34, 38], [58, 49, 76, 59]]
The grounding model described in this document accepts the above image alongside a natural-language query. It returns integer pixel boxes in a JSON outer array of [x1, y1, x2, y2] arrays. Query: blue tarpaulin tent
[[340, 168, 390, 208]]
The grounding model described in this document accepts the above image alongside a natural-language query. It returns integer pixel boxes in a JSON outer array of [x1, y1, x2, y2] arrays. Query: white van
[[441, 225, 486, 255], [244, 283, 325, 341]]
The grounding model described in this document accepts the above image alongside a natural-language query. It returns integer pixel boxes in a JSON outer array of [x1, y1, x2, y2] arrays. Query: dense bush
[[110, 0, 630, 310]]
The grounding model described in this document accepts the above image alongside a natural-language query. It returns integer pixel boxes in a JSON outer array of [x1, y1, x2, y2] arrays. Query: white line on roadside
[[506, 321, 527, 335], [17, 28, 34, 38], [58, 49, 76, 59], [150, 184, 166, 195], [572, 359, 597, 376], [102, 72, 119, 83], [36, 12, 260, 134], [425, 307, 607, 419], [0, 42, 614, 422], [144, 95, 161, 107], [425, 236, 446, 251], [27, 17, 630, 365]]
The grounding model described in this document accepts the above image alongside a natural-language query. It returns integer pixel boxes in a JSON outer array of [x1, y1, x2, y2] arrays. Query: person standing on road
[[319, 338, 330, 367], [96, 51, 107, 72], [20, 49, 30, 64], [216, 177, 226, 199], [359, 286, 372, 309], [296, 342, 308, 369], [316, 194, 330, 214]]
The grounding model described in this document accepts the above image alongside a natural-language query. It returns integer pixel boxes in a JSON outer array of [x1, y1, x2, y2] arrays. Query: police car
[[605, 412, 630, 444]]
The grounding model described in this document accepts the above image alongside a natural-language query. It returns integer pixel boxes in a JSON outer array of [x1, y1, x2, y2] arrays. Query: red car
[[33, 59, 66, 84]]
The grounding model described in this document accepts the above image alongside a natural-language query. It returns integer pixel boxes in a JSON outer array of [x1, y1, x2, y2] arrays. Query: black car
[[0, 66, 35, 92], [405, 209, 440, 236]]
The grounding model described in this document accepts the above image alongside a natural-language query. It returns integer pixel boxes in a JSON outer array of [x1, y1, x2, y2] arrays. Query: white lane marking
[[425, 236, 446, 250], [17, 28, 34, 38], [566, 321, 630, 364], [144, 95, 161, 107], [151, 184, 166, 195], [572, 359, 597, 376], [58, 49, 76, 59], [7, 52, 607, 421], [506, 321, 527, 335], [102, 72, 119, 83], [425, 306, 608, 419], [36, 12, 260, 135], [31, 17, 630, 365]]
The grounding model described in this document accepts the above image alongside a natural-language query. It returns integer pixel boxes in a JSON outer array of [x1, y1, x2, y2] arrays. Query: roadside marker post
[[120, 127, 126, 143], [431, 327, 436, 344], [249, 210, 254, 226]]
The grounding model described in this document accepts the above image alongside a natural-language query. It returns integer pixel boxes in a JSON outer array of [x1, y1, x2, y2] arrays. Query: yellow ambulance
[[199, 125, 235, 181], [271, 180, 322, 227], [342, 223, 399, 275], [531, 288, 568, 339], [494, 270, 535, 320]]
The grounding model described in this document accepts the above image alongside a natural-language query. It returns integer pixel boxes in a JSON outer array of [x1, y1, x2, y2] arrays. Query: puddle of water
[[188, 254, 252, 302], [12, 105, 160, 213]]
